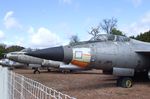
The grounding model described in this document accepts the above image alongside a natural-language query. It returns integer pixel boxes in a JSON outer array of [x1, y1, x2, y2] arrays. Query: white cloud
[[2, 36, 25, 47], [15, 38, 25, 47], [28, 26, 34, 34], [121, 11, 150, 36], [0, 30, 5, 40], [4, 27, 68, 48], [29, 27, 62, 48], [141, 12, 150, 24], [132, 0, 142, 7], [4, 11, 22, 29]]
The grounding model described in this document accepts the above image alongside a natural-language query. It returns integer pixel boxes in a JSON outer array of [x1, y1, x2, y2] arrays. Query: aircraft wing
[[59, 63, 91, 70], [135, 50, 150, 56]]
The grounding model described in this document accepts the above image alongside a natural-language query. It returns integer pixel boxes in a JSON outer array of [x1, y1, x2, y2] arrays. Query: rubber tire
[[47, 69, 51, 72], [117, 77, 133, 88], [121, 77, 133, 88], [8, 67, 14, 70], [62, 70, 72, 74]]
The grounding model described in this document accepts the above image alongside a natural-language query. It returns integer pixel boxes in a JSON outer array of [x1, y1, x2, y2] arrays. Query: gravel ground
[[14, 69, 150, 99]]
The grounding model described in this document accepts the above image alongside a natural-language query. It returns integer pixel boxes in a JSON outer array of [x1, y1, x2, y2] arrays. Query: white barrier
[[0, 66, 76, 99], [0, 67, 8, 99]]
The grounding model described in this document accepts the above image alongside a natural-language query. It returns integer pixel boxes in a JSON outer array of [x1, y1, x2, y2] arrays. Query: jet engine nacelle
[[113, 67, 135, 76], [29, 64, 41, 68], [42, 60, 61, 68]]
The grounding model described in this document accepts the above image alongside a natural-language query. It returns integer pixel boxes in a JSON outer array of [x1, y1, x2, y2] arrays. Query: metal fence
[[0, 66, 76, 99], [0, 67, 8, 99]]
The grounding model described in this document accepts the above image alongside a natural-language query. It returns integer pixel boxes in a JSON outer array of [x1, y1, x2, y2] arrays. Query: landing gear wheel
[[47, 69, 51, 72], [8, 67, 14, 70], [117, 77, 133, 88], [62, 70, 67, 74], [62, 70, 72, 74]]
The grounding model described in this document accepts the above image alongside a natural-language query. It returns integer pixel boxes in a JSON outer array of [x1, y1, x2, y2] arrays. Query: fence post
[[0, 66, 76, 99], [0, 66, 8, 99], [20, 76, 24, 99]]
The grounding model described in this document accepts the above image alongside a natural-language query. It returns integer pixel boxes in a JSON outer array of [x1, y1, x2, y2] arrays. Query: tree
[[130, 30, 150, 42], [129, 36, 135, 39], [88, 25, 101, 40], [88, 17, 119, 40], [135, 31, 150, 42], [100, 17, 117, 34], [69, 35, 80, 45], [0, 44, 6, 59], [111, 28, 125, 36], [0, 44, 25, 59], [6, 45, 25, 53]]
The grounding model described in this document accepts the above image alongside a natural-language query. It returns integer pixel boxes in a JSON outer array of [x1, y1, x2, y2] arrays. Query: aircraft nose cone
[[25, 46, 73, 63], [6, 54, 18, 61], [25, 46, 64, 61]]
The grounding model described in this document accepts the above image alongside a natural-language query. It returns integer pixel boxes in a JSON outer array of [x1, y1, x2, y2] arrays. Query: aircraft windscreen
[[20, 48, 38, 52], [69, 34, 130, 46], [21, 48, 32, 52], [89, 34, 130, 42]]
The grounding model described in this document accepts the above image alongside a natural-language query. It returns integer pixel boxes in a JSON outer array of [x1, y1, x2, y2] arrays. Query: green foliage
[[130, 30, 150, 42], [6, 45, 25, 53], [0, 44, 25, 59], [111, 28, 125, 36], [129, 36, 135, 39], [0, 44, 6, 59]]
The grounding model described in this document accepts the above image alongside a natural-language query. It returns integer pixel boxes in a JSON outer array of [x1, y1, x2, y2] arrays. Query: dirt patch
[[14, 69, 150, 99]]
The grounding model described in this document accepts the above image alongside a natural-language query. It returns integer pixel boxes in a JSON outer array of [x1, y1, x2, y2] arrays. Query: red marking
[[82, 54, 91, 56], [71, 60, 89, 68]]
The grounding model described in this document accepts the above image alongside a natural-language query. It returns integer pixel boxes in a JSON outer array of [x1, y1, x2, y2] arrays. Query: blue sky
[[0, 0, 150, 48]]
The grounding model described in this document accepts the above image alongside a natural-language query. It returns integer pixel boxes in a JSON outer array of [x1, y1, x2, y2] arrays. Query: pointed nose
[[25, 46, 73, 63], [6, 53, 18, 61], [26, 46, 64, 61]]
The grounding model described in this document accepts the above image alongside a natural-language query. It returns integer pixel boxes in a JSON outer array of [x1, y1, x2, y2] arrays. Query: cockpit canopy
[[21, 48, 38, 52], [89, 34, 130, 42], [69, 34, 130, 46]]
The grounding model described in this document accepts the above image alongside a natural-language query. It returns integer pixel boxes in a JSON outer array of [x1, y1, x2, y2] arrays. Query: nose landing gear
[[117, 77, 133, 88]]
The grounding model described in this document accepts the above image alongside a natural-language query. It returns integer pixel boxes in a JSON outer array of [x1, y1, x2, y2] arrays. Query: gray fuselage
[[71, 40, 150, 72]]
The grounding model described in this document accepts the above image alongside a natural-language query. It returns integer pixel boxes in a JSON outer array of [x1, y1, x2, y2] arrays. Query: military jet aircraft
[[0, 58, 27, 69], [6, 48, 89, 73], [25, 34, 150, 88]]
